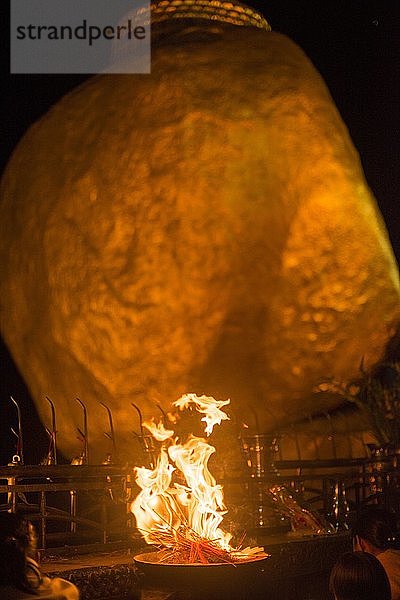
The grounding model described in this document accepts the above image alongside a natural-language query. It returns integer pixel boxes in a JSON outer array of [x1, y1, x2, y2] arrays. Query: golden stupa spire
[[150, 0, 271, 31]]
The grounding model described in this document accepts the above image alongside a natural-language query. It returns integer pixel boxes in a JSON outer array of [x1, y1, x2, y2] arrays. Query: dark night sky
[[1, 0, 399, 464]]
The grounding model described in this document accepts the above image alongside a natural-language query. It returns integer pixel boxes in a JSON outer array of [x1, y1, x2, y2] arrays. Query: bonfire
[[130, 394, 268, 564]]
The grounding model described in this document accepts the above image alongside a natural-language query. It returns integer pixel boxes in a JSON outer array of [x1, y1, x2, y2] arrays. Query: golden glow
[[0, 16, 399, 463]]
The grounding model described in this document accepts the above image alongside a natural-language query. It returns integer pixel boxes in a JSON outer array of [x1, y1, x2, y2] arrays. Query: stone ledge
[[42, 533, 350, 600]]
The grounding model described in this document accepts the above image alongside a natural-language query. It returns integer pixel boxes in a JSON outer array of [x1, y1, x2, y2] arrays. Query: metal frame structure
[[1, 451, 400, 551], [0, 464, 134, 550]]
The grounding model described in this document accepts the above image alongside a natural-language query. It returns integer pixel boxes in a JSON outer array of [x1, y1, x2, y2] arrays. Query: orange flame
[[142, 418, 175, 441], [131, 394, 233, 550], [173, 393, 230, 436]]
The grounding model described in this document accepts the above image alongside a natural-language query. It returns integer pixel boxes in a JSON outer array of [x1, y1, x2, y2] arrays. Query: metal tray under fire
[[133, 551, 269, 599]]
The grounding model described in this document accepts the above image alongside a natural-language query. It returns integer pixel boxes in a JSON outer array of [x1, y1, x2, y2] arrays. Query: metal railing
[[1, 450, 400, 550], [0, 464, 135, 551]]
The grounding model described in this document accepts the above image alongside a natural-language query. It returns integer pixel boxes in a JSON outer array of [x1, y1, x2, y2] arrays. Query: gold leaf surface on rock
[[0, 23, 399, 460]]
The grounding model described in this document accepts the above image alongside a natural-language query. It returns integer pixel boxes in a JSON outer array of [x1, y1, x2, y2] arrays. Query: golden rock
[[1, 19, 399, 460]]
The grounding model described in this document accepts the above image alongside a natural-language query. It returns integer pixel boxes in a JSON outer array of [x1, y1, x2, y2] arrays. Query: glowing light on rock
[[0, 2, 399, 461]]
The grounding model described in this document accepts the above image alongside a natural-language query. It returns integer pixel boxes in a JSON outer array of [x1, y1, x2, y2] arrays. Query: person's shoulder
[[380, 548, 400, 563], [36, 577, 79, 599], [378, 550, 400, 583], [379, 549, 400, 600]]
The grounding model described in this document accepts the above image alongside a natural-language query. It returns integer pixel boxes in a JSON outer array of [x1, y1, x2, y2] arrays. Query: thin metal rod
[[46, 396, 57, 465], [99, 401, 117, 457], [156, 404, 168, 425], [10, 396, 24, 465], [75, 398, 88, 464], [131, 402, 145, 437], [70, 490, 77, 532], [131, 403, 156, 467]]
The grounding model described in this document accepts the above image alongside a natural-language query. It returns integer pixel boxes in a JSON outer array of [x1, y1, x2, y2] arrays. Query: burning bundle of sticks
[[130, 394, 267, 564], [148, 528, 264, 565]]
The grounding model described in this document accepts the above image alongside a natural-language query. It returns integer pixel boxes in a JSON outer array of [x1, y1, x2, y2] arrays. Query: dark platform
[[43, 532, 350, 600]]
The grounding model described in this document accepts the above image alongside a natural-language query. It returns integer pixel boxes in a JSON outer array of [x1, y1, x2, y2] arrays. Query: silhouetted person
[[329, 551, 391, 600], [352, 506, 400, 600], [0, 512, 79, 599]]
